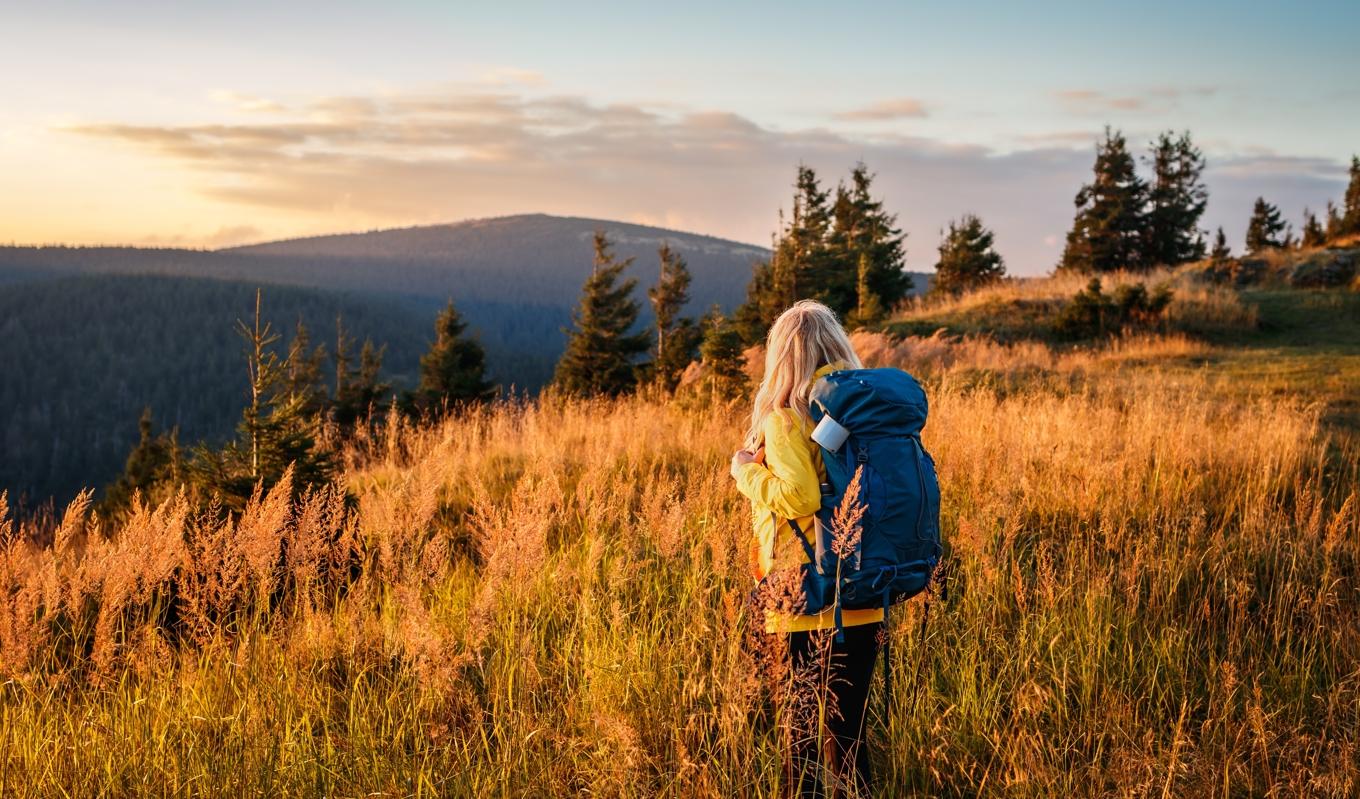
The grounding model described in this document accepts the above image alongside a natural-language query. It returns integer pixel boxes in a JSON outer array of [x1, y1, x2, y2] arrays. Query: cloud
[[137, 224, 265, 248], [834, 98, 928, 121], [209, 90, 287, 114], [478, 67, 547, 87], [65, 87, 1346, 275], [1056, 86, 1218, 114]]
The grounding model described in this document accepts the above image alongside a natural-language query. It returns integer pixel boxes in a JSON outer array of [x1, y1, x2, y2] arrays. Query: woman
[[730, 300, 882, 798]]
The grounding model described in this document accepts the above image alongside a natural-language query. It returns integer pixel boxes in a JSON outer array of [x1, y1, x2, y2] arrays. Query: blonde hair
[[745, 300, 861, 448]]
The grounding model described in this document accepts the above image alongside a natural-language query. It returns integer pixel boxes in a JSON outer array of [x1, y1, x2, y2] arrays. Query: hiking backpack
[[784, 367, 942, 636]]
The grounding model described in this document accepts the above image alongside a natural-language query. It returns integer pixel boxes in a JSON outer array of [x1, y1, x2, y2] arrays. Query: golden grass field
[[2, 277, 1359, 797]]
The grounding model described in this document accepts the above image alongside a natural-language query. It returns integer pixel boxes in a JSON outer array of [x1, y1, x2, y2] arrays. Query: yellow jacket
[[734, 362, 885, 633]]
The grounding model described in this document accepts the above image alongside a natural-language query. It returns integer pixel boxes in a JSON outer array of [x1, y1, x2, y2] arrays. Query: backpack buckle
[[856, 443, 869, 463]]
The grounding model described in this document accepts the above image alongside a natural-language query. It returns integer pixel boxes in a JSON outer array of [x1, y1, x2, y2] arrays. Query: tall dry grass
[[1, 347, 1357, 796], [895, 268, 1259, 339]]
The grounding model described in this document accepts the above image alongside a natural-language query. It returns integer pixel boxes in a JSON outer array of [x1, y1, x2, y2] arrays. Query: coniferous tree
[[732, 258, 780, 346], [851, 164, 912, 308], [553, 232, 650, 396], [1209, 227, 1232, 262], [1301, 209, 1327, 248], [846, 252, 885, 328], [827, 163, 912, 315], [647, 243, 700, 392], [190, 289, 335, 510], [1059, 128, 1149, 273], [1341, 155, 1360, 239], [1144, 131, 1208, 266], [283, 319, 328, 417], [100, 407, 179, 516], [735, 162, 910, 343], [1245, 197, 1287, 253], [931, 214, 1006, 295], [411, 299, 494, 412], [334, 334, 389, 429], [699, 310, 748, 403], [1325, 201, 1344, 242], [780, 166, 836, 308]]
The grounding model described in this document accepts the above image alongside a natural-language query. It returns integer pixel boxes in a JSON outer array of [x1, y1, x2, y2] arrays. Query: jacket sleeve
[[735, 410, 822, 519]]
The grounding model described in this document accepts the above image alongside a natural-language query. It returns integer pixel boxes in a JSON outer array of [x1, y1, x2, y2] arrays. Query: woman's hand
[[730, 447, 764, 478]]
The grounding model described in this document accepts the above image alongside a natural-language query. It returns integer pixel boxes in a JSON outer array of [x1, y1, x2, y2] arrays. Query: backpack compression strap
[[783, 515, 846, 643]]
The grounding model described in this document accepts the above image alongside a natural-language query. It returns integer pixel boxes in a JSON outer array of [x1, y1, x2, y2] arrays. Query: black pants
[[785, 622, 881, 799]]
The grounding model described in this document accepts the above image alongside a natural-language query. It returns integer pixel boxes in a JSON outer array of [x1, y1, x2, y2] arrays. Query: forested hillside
[[0, 212, 936, 508], [1, 275, 445, 508]]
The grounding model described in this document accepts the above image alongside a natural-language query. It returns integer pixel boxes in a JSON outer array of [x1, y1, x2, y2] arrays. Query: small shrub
[[1053, 278, 1173, 340]]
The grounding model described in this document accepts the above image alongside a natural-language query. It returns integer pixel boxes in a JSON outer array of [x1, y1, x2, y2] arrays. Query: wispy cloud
[[64, 87, 1346, 273], [209, 90, 287, 114], [1056, 86, 1218, 114], [834, 98, 928, 121]]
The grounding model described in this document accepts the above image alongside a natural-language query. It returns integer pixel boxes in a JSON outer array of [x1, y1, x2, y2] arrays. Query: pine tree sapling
[[100, 407, 180, 516], [699, 311, 748, 403], [1341, 155, 1360, 240], [334, 333, 390, 429], [648, 244, 700, 392], [1209, 227, 1232, 262], [189, 289, 335, 511], [1301, 209, 1326, 249], [413, 299, 494, 412], [554, 231, 651, 397], [846, 251, 885, 328], [1245, 197, 1287, 254], [932, 214, 1006, 295]]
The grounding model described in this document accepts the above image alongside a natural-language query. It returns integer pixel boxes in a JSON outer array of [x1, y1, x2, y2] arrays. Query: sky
[[1, 0, 1357, 275]]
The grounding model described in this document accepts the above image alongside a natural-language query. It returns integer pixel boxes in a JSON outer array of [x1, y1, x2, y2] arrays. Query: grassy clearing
[[883, 268, 1258, 343], [2, 310, 1358, 796]]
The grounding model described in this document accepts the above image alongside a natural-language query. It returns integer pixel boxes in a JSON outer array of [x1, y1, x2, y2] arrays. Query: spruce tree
[[190, 289, 335, 511], [1301, 209, 1326, 248], [334, 337, 388, 428], [1245, 197, 1287, 253], [1209, 227, 1232, 262], [647, 243, 701, 392], [283, 319, 328, 417], [1341, 155, 1360, 239], [735, 162, 909, 342], [781, 166, 836, 307], [1059, 128, 1149, 273], [839, 163, 912, 312], [1325, 201, 1344, 242], [411, 299, 494, 412], [931, 214, 1006, 295], [699, 310, 748, 403], [553, 231, 650, 397], [331, 316, 390, 429], [733, 258, 781, 345], [1144, 131, 1208, 266], [846, 251, 885, 328], [100, 407, 179, 515]]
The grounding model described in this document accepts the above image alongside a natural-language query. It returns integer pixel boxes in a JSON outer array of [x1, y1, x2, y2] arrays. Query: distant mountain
[[0, 214, 769, 311]]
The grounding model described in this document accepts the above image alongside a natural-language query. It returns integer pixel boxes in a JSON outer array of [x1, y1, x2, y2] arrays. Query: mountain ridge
[[222, 213, 771, 261]]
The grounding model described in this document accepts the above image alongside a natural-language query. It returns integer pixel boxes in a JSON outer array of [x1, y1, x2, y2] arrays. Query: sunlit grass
[[1, 325, 1358, 797]]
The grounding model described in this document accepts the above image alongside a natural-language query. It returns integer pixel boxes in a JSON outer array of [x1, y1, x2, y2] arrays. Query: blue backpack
[[784, 367, 942, 639]]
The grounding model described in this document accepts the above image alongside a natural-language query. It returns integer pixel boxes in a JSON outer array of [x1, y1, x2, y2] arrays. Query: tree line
[[104, 291, 496, 516], [1058, 127, 1360, 272]]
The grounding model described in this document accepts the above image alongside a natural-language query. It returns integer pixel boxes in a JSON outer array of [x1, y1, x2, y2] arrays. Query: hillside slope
[[0, 275, 444, 507], [0, 214, 769, 311]]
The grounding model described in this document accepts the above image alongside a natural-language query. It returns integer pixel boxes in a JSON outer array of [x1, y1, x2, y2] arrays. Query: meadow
[[2, 276, 1358, 797]]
